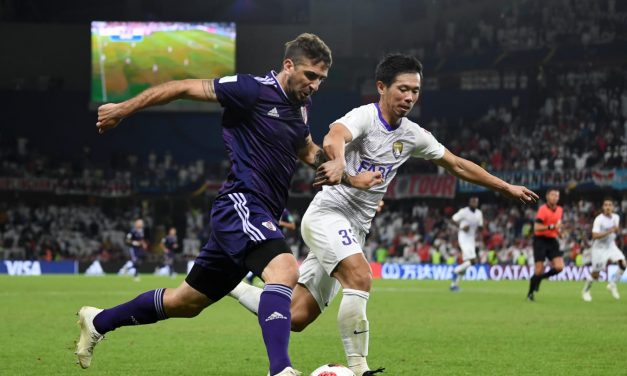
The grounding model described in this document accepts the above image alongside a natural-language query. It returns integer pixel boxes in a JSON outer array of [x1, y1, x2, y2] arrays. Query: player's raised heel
[[269, 366, 302, 376], [607, 283, 620, 299], [76, 306, 104, 369]]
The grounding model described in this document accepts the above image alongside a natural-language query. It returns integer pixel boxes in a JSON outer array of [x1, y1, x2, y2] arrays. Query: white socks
[[338, 288, 370, 375], [612, 266, 625, 284], [452, 261, 472, 286], [583, 276, 593, 292], [229, 281, 262, 315]]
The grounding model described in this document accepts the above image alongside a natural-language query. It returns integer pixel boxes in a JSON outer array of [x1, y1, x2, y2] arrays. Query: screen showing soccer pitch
[[91, 21, 235, 111]]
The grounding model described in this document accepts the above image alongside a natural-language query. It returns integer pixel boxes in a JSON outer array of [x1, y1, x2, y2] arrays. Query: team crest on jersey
[[300, 106, 308, 124], [392, 141, 403, 159], [262, 221, 277, 231]]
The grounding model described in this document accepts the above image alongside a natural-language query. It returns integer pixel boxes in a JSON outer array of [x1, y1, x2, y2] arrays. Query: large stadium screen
[[91, 21, 235, 111]]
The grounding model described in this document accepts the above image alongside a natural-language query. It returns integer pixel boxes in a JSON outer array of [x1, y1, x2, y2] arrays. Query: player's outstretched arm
[[434, 149, 538, 204], [96, 79, 217, 134]]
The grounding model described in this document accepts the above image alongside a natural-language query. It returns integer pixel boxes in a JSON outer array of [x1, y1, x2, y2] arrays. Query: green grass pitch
[[1, 276, 626, 375], [91, 30, 235, 103]]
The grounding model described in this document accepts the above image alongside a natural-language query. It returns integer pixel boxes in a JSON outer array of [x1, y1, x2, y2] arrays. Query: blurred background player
[[527, 189, 563, 301], [157, 227, 179, 278], [582, 198, 625, 302], [118, 218, 146, 281], [76, 33, 336, 376], [230, 53, 538, 376], [449, 196, 483, 291], [279, 208, 297, 232]]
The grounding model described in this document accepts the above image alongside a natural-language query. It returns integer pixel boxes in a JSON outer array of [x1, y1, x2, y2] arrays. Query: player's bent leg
[[230, 281, 263, 315], [451, 257, 474, 290], [607, 258, 625, 300], [163, 281, 213, 317], [290, 283, 322, 332], [76, 281, 212, 369], [332, 253, 374, 376], [229, 279, 324, 332], [547, 257, 564, 274]]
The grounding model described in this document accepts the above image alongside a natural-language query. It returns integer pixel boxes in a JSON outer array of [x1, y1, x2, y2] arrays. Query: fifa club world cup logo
[[392, 141, 403, 159]]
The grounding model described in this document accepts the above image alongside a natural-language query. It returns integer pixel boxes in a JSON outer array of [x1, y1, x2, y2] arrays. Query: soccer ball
[[310, 363, 356, 376]]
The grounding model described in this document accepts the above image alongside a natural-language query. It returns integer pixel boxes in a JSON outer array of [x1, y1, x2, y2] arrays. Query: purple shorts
[[187, 192, 286, 300]]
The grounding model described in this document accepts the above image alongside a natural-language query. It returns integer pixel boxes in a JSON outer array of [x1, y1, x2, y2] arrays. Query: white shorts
[[459, 241, 477, 261], [591, 245, 625, 273], [298, 204, 365, 312]]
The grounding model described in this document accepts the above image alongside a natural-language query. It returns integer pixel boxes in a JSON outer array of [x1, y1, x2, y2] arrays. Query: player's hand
[[462, 225, 470, 232], [313, 159, 346, 187], [97, 103, 127, 134], [502, 184, 539, 204], [346, 170, 384, 190]]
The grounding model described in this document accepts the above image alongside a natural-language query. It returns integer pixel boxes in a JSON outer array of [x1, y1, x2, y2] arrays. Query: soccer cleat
[[269, 366, 302, 376], [449, 285, 460, 292], [362, 368, 386, 375], [607, 283, 620, 300], [526, 292, 535, 302], [582, 290, 592, 302], [76, 306, 104, 369]]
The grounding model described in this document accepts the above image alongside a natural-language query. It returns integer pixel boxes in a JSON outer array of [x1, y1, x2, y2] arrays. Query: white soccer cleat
[[268, 366, 302, 376], [581, 290, 592, 302], [76, 306, 104, 369], [607, 283, 620, 300]]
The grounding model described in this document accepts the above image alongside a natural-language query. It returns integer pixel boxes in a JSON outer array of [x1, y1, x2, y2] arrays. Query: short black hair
[[603, 197, 614, 204], [375, 53, 423, 87], [284, 33, 332, 68]]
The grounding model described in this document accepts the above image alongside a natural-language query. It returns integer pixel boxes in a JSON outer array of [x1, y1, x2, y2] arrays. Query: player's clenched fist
[[96, 103, 127, 134]]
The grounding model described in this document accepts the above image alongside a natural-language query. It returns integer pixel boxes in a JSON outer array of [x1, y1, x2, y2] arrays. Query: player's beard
[[286, 77, 309, 104]]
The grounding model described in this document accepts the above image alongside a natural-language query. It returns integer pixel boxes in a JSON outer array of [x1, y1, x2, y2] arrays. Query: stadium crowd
[[364, 197, 627, 267], [430, 0, 627, 56], [2, 196, 625, 270]]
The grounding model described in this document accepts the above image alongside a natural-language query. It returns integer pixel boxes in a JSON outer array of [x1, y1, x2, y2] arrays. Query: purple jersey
[[126, 228, 144, 250], [213, 71, 311, 220]]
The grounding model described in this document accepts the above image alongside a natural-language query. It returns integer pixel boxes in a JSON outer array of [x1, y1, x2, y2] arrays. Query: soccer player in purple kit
[[158, 226, 179, 277], [118, 218, 146, 281], [76, 33, 378, 376]]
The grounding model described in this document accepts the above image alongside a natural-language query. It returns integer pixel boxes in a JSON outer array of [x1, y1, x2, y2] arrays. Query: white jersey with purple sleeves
[[313, 103, 445, 232]]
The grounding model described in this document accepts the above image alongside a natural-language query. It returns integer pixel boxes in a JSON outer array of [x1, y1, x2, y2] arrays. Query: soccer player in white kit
[[582, 198, 625, 302], [449, 197, 483, 291], [230, 53, 538, 376]]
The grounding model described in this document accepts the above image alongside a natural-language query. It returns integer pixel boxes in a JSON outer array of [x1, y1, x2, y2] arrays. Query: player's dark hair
[[284, 33, 332, 68], [546, 188, 559, 195], [603, 197, 614, 204], [375, 53, 423, 87]]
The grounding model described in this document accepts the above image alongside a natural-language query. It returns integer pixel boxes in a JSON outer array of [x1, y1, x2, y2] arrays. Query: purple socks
[[258, 284, 293, 375], [93, 288, 167, 334]]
